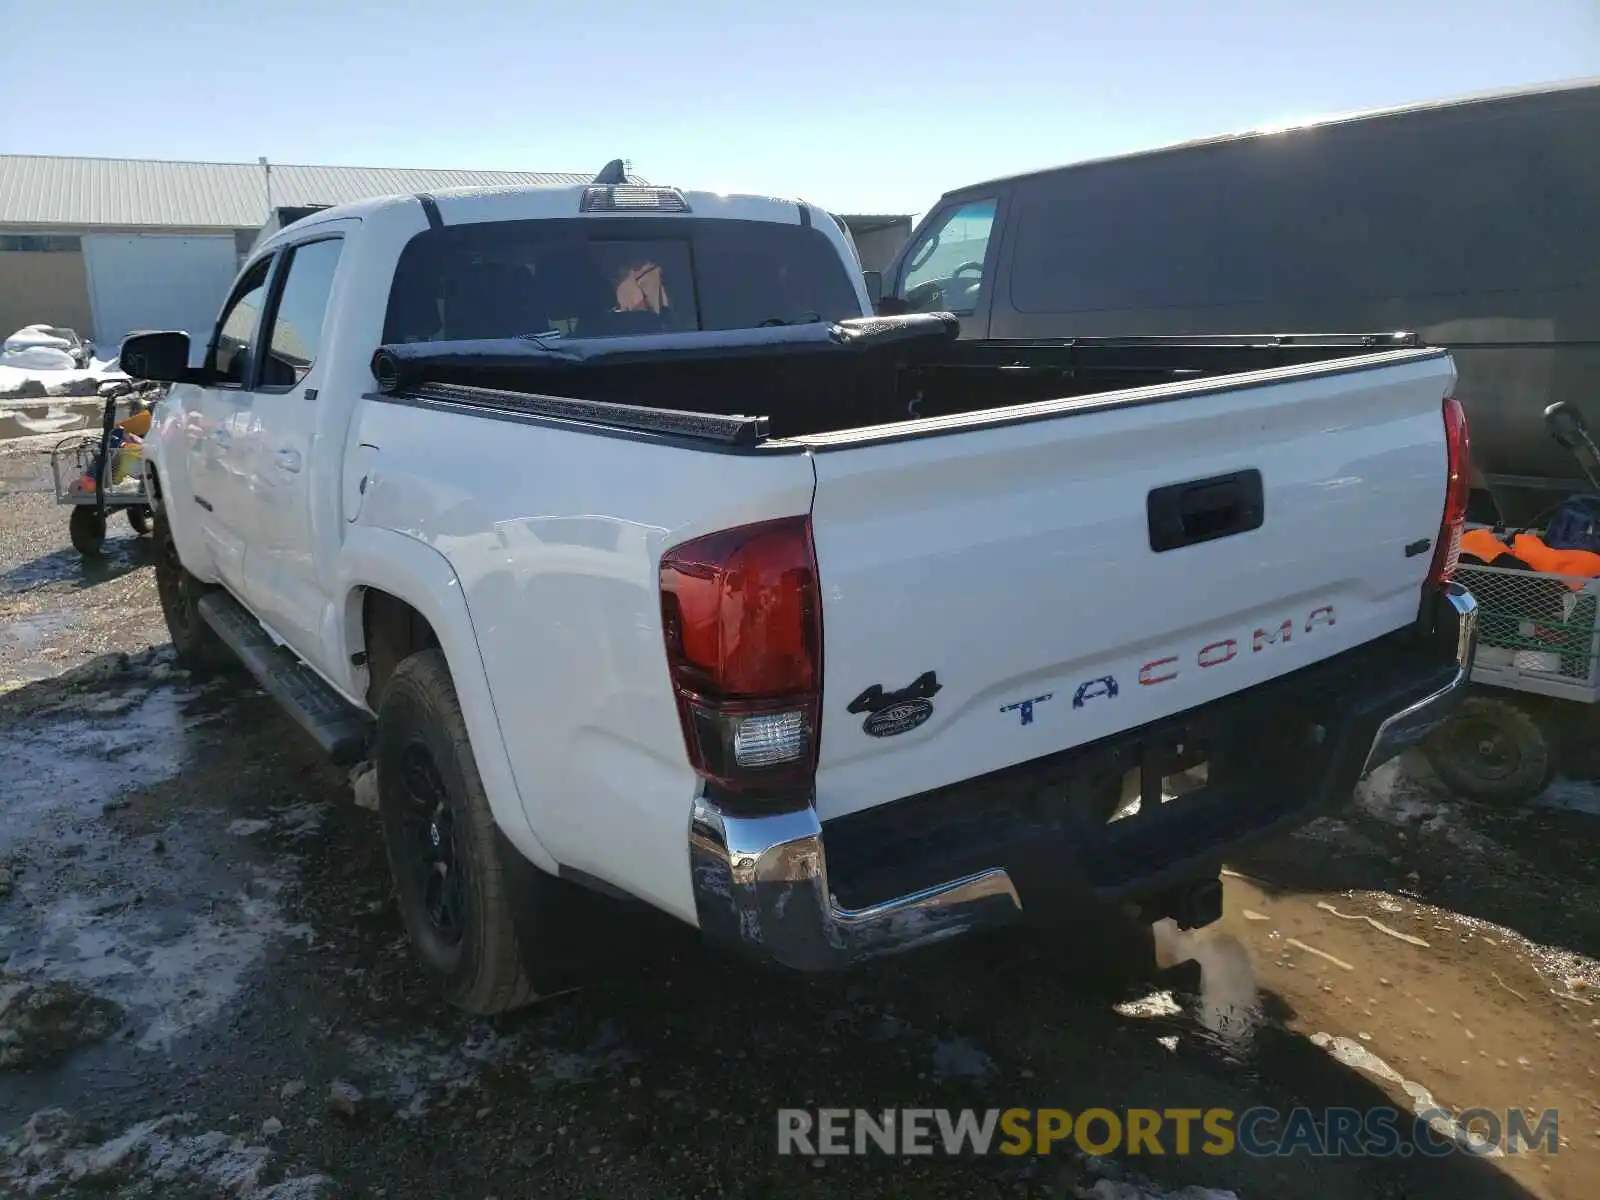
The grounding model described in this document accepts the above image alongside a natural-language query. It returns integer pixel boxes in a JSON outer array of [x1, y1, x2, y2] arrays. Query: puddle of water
[[1220, 876, 1600, 1196]]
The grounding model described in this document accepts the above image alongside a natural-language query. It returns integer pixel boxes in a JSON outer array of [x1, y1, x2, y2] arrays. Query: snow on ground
[[0, 356, 125, 399], [0, 669, 316, 1049], [1535, 775, 1600, 816], [1352, 757, 1497, 852], [1310, 1031, 1502, 1157], [1, 1107, 336, 1197], [342, 1016, 639, 1121]]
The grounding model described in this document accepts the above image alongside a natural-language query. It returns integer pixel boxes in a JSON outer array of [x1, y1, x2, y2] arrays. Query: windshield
[[383, 217, 861, 344]]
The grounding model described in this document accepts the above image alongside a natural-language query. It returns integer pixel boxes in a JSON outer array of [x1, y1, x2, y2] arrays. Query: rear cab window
[[382, 218, 861, 345]]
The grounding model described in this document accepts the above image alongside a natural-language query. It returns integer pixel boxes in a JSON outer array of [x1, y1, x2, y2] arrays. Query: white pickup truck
[[119, 171, 1477, 1013]]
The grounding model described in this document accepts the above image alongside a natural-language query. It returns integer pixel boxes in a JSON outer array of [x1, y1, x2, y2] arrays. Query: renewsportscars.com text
[[776, 1107, 1559, 1159]]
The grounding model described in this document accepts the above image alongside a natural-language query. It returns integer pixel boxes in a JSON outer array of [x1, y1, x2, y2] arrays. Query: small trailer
[[1424, 403, 1600, 802], [50, 381, 157, 556]]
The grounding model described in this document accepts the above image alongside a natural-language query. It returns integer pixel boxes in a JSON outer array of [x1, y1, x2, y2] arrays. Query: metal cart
[[50, 382, 155, 557], [1421, 402, 1600, 802]]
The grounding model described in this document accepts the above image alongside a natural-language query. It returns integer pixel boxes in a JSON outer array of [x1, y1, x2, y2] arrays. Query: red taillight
[[660, 515, 821, 795], [1427, 395, 1471, 586]]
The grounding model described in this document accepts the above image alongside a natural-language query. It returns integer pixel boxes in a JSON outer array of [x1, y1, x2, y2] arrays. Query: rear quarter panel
[[351, 399, 816, 922]]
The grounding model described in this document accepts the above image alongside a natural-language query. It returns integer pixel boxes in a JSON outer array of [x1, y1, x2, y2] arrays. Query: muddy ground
[[1, 432, 1597, 1200]]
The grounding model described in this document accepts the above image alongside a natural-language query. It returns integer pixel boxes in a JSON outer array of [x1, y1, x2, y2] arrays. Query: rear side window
[[262, 237, 343, 388], [382, 217, 861, 344]]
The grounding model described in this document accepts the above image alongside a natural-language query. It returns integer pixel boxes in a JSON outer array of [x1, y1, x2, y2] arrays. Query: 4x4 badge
[[848, 672, 941, 738]]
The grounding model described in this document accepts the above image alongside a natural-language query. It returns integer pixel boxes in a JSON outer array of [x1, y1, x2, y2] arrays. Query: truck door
[[189, 253, 276, 597], [888, 195, 1004, 338], [239, 232, 347, 665]]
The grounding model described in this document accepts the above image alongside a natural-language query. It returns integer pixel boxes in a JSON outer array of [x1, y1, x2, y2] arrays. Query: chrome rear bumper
[[1363, 583, 1478, 772], [690, 800, 1022, 971], [689, 582, 1476, 971]]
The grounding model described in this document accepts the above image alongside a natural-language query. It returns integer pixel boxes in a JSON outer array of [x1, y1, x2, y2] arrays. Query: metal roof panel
[[0, 156, 646, 228]]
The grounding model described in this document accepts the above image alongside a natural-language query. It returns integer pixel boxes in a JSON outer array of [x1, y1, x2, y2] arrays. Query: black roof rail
[[593, 158, 628, 185]]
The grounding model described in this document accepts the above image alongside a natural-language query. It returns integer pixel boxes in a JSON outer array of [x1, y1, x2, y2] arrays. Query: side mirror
[[120, 331, 192, 382], [862, 270, 883, 307]]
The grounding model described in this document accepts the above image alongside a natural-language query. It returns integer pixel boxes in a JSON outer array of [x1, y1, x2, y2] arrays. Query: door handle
[[275, 449, 303, 473]]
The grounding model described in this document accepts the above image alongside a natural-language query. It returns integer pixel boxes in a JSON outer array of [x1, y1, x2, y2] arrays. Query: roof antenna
[[593, 158, 627, 185]]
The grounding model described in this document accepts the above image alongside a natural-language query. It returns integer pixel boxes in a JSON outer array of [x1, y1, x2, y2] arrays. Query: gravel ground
[[1, 433, 1598, 1199]]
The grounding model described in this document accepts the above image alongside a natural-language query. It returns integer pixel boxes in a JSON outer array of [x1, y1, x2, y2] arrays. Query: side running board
[[197, 591, 372, 764]]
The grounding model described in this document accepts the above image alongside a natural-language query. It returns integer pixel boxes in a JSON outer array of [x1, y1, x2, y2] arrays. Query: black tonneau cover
[[369, 313, 961, 393], [365, 321, 1427, 450]]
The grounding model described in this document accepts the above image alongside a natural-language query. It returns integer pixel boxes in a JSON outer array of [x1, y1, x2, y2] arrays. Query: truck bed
[[367, 317, 1430, 444], [349, 314, 1458, 916]]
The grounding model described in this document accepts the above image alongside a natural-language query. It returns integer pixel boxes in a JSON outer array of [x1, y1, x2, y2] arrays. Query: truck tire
[[151, 509, 235, 672], [375, 649, 544, 1013], [69, 505, 106, 556], [1422, 695, 1557, 805]]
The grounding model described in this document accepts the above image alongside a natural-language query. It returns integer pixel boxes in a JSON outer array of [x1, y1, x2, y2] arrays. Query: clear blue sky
[[3, 0, 1595, 216]]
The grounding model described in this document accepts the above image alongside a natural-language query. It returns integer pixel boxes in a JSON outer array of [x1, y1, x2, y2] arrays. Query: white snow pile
[[2, 326, 79, 371], [1, 1107, 337, 1197], [0, 325, 125, 400], [1353, 758, 1494, 852], [18, 876, 314, 1050]]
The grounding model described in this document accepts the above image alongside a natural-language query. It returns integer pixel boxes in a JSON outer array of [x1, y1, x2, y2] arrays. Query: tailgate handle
[[1147, 469, 1263, 552]]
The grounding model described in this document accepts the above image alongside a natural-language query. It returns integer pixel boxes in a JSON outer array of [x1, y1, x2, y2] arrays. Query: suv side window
[[208, 256, 274, 387], [898, 198, 998, 314], [261, 238, 344, 389]]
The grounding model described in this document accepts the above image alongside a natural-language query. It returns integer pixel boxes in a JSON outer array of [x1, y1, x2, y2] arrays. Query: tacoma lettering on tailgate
[[1002, 604, 1339, 726]]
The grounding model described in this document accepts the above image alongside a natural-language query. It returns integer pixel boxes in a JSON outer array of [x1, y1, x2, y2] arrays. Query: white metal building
[[837, 214, 914, 273], [0, 156, 634, 351], [0, 155, 912, 351]]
